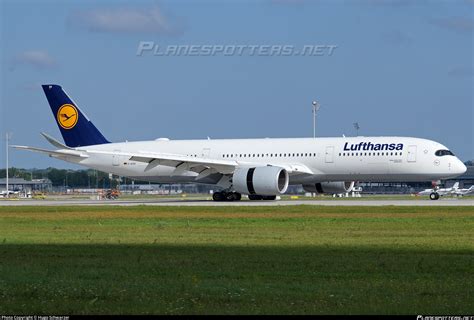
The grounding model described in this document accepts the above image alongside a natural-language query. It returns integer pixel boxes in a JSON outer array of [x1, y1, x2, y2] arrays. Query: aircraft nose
[[455, 159, 467, 175]]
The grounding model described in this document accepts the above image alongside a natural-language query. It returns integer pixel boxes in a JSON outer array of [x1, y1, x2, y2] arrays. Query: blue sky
[[1, 0, 473, 169]]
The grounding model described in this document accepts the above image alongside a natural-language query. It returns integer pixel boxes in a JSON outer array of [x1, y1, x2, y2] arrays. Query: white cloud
[[70, 5, 180, 35], [13, 50, 57, 69]]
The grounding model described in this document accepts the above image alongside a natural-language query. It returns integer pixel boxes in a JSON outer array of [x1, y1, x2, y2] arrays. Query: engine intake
[[233, 166, 289, 196], [303, 181, 355, 194]]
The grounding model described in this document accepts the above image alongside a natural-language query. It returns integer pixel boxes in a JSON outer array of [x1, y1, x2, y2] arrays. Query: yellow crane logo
[[57, 104, 78, 129]]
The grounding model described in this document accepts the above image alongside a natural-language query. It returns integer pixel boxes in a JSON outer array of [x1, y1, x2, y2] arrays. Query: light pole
[[312, 101, 321, 138], [5, 132, 12, 198], [353, 122, 360, 136]]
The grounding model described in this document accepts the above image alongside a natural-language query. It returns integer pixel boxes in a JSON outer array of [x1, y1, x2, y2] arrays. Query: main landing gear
[[212, 192, 277, 201], [429, 192, 440, 200], [212, 191, 242, 202], [248, 195, 277, 201]]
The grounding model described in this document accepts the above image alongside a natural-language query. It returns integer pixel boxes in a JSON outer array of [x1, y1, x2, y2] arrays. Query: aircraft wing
[[436, 189, 451, 196], [417, 189, 433, 196], [87, 150, 314, 176], [11, 145, 89, 159]]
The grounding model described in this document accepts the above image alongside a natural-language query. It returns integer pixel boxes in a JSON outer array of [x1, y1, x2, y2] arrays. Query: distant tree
[[47, 168, 67, 186], [0, 168, 34, 180]]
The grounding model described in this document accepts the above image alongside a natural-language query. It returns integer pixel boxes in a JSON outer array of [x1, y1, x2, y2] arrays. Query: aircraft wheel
[[225, 192, 236, 201], [262, 195, 277, 201], [232, 192, 242, 201], [248, 194, 263, 201], [213, 192, 225, 201], [429, 192, 439, 200]]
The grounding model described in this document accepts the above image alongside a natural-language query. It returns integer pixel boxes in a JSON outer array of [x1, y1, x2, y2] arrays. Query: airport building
[[0, 178, 53, 193], [444, 165, 474, 188]]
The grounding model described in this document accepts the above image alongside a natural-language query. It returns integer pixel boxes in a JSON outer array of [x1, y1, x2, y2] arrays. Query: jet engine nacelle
[[233, 166, 289, 196], [303, 181, 355, 194]]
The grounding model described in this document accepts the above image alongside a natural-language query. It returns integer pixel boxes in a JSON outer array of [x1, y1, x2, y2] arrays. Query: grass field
[[0, 205, 473, 314]]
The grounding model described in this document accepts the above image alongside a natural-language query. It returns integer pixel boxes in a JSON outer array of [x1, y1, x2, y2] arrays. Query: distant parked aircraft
[[455, 185, 474, 196], [0, 190, 19, 197]]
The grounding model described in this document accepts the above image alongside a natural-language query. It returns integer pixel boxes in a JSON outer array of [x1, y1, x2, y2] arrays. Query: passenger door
[[113, 149, 121, 166], [201, 148, 211, 158], [407, 145, 417, 163], [325, 146, 334, 163]]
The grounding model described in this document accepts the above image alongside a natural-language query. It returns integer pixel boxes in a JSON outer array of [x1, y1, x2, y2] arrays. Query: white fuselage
[[61, 136, 466, 185]]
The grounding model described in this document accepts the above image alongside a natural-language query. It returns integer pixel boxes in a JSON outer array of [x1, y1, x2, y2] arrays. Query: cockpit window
[[435, 149, 454, 157]]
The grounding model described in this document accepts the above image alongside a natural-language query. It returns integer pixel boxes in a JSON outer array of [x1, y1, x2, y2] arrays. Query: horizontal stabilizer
[[41, 132, 71, 149], [11, 145, 89, 158]]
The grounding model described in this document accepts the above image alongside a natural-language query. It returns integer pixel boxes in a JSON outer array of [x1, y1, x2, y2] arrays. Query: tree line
[[0, 167, 140, 188]]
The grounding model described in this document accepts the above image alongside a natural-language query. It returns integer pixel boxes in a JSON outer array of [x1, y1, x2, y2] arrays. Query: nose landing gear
[[429, 192, 440, 200]]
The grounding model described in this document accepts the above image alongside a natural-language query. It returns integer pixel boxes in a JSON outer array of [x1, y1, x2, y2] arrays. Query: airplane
[[13, 84, 467, 201], [0, 190, 19, 197], [456, 185, 474, 196]]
